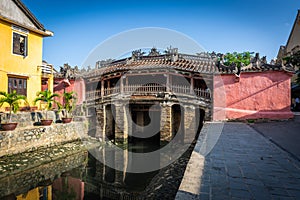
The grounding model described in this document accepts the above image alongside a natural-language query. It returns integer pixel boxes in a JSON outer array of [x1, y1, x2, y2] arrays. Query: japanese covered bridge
[[82, 48, 294, 144]]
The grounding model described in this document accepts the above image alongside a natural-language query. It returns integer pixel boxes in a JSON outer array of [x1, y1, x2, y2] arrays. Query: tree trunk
[[9, 106, 12, 123]]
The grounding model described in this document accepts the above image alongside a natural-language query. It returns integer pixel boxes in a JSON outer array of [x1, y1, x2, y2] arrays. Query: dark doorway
[[128, 104, 161, 152], [105, 104, 115, 142], [172, 104, 184, 143]]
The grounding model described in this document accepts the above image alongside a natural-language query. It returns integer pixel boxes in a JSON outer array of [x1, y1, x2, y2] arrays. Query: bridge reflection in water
[[0, 144, 179, 200]]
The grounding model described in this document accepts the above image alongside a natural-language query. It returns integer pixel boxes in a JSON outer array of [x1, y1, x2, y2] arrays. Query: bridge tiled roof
[[83, 52, 294, 78]]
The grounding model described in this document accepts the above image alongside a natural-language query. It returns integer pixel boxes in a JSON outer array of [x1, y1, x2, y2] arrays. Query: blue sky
[[22, 0, 300, 70]]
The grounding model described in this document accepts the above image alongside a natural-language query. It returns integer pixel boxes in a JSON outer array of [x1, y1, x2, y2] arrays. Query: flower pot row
[[0, 90, 77, 131], [41, 117, 73, 125], [0, 118, 73, 131]]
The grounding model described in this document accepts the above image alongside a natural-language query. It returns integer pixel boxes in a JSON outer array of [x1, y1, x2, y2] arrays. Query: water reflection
[[0, 148, 87, 200], [0, 145, 161, 200]]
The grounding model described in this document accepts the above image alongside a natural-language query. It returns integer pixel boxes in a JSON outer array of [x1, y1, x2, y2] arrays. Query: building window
[[8, 77, 27, 96], [12, 32, 27, 56], [41, 78, 49, 91]]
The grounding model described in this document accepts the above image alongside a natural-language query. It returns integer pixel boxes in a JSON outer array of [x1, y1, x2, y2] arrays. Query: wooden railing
[[194, 88, 211, 99], [86, 90, 101, 100], [124, 84, 166, 94], [170, 85, 190, 94], [86, 84, 211, 101], [104, 86, 120, 96]]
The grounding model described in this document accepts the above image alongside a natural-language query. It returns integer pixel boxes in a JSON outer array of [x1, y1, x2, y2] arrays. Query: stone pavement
[[250, 115, 300, 161], [176, 122, 300, 199]]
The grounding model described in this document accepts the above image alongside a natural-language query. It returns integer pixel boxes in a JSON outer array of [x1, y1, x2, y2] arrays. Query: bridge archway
[[128, 104, 161, 151]]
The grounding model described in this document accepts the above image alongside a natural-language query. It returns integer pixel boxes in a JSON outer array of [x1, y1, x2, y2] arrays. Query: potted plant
[[0, 90, 27, 131], [61, 91, 77, 123], [34, 90, 60, 126]]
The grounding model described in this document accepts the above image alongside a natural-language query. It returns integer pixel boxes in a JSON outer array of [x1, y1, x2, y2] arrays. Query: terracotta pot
[[62, 117, 72, 123], [41, 119, 53, 126], [0, 123, 18, 131]]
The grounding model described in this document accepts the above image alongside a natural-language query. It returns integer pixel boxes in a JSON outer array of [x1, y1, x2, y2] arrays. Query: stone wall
[[0, 122, 88, 157]]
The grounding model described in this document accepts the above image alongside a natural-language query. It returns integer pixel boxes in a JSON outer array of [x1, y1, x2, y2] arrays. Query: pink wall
[[213, 71, 294, 120], [52, 176, 84, 200], [54, 78, 85, 107]]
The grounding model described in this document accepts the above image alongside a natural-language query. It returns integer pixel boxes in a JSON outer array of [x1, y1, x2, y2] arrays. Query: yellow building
[[0, 0, 53, 108], [17, 186, 52, 200], [277, 10, 300, 97], [277, 10, 300, 72]]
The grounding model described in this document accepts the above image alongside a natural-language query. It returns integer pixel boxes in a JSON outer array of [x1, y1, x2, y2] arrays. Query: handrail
[[86, 84, 211, 101]]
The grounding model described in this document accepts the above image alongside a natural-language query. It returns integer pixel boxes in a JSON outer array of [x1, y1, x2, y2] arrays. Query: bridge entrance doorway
[[128, 104, 161, 152]]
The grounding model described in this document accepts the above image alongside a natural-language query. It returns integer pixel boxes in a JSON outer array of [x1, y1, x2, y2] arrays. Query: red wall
[[54, 78, 85, 107], [213, 71, 293, 120], [52, 176, 84, 200]]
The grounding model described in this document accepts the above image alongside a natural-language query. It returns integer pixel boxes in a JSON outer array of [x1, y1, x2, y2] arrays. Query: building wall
[[0, 19, 48, 108], [286, 11, 300, 53], [54, 78, 86, 107], [16, 187, 52, 200], [52, 177, 84, 200], [213, 71, 293, 120]]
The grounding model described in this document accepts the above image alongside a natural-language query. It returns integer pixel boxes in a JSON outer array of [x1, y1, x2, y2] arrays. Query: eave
[[0, 15, 53, 37]]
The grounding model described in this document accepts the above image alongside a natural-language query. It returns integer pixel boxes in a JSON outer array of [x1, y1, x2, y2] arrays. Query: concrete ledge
[[175, 122, 223, 199], [0, 122, 88, 157]]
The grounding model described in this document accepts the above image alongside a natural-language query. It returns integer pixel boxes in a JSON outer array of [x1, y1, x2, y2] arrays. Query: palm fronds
[[0, 90, 27, 122], [34, 90, 60, 119]]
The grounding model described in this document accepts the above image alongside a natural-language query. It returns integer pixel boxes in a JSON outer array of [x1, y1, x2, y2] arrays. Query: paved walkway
[[250, 115, 300, 161], [176, 122, 300, 199]]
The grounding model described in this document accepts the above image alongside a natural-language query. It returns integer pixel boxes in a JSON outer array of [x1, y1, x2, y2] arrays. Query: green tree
[[283, 50, 300, 84], [34, 90, 60, 119], [223, 52, 253, 68], [0, 90, 27, 122]]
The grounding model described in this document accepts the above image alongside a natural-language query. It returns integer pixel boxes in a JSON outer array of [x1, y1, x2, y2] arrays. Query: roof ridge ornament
[[165, 46, 178, 62], [131, 49, 145, 61], [148, 47, 161, 56], [95, 59, 114, 69]]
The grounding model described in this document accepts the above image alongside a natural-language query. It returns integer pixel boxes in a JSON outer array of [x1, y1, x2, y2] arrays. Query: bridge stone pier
[[95, 100, 206, 146]]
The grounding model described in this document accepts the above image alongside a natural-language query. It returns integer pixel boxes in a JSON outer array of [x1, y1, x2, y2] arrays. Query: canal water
[[0, 139, 195, 200]]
